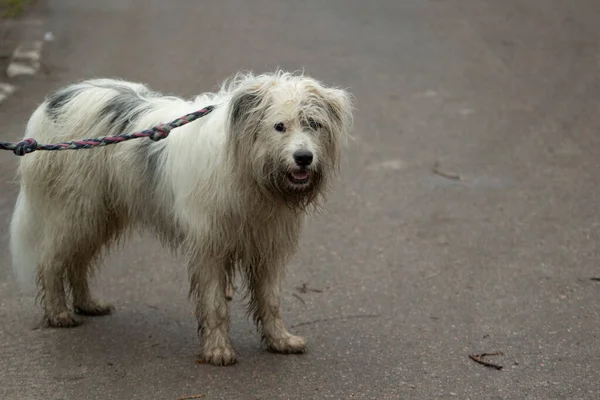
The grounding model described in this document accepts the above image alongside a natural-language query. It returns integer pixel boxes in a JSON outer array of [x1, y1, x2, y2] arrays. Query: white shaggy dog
[[9, 70, 353, 365]]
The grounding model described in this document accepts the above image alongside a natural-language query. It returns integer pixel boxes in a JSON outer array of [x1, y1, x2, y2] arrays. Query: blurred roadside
[[1, 0, 34, 67]]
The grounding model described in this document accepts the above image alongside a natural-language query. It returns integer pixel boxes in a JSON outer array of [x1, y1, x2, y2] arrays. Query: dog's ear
[[228, 85, 268, 138], [306, 84, 354, 171], [320, 87, 354, 143]]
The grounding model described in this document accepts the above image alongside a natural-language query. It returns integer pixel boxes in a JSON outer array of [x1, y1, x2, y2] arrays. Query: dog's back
[[9, 79, 168, 286]]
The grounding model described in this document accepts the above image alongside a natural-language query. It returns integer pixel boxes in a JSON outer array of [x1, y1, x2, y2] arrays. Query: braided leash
[[0, 105, 216, 156]]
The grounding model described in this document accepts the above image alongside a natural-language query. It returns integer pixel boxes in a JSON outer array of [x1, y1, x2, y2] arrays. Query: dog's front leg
[[248, 263, 307, 354], [188, 255, 236, 366]]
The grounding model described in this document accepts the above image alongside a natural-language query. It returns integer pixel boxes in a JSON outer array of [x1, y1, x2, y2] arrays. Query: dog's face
[[227, 72, 353, 209]]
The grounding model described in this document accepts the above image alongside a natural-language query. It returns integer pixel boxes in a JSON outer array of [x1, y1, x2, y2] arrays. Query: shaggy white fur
[[9, 70, 353, 365]]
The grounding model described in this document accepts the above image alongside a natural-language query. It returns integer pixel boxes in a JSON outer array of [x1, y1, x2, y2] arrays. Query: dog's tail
[[9, 189, 40, 288]]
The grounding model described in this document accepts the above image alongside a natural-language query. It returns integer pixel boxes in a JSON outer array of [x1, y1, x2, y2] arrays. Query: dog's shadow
[[29, 302, 268, 373], [6, 292, 315, 394]]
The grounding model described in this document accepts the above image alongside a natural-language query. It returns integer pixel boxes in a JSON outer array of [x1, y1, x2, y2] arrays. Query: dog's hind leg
[[189, 254, 237, 366], [38, 247, 80, 328], [69, 271, 115, 317], [66, 210, 122, 317], [68, 251, 115, 317], [38, 207, 118, 326]]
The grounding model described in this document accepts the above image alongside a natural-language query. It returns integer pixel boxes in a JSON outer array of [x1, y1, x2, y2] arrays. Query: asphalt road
[[1, 0, 600, 399]]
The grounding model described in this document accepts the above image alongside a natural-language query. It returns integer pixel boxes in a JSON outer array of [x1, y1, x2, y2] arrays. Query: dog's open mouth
[[288, 170, 310, 185]]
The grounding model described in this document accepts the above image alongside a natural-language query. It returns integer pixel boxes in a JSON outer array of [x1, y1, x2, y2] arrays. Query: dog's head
[[226, 71, 353, 209]]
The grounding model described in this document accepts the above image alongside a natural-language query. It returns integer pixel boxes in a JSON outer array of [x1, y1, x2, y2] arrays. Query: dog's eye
[[274, 122, 286, 132], [308, 119, 322, 130]]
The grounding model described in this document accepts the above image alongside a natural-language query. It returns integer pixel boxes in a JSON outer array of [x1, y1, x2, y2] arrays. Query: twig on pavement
[[296, 283, 323, 293], [468, 351, 504, 370], [179, 394, 205, 400], [433, 161, 461, 181]]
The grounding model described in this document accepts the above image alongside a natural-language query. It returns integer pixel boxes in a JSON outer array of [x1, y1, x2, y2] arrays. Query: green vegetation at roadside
[[1, 0, 31, 18]]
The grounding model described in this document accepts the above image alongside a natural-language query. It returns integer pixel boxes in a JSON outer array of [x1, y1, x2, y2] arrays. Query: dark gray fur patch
[[228, 91, 264, 136], [97, 87, 152, 135], [45, 87, 83, 120], [137, 138, 165, 185]]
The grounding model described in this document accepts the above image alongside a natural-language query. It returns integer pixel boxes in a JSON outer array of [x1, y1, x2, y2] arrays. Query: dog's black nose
[[293, 150, 313, 166]]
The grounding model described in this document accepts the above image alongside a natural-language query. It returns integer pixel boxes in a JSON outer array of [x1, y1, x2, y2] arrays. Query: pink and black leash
[[0, 105, 216, 156]]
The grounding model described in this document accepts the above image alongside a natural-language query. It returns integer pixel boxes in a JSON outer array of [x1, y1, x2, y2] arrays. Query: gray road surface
[[1, 0, 600, 399]]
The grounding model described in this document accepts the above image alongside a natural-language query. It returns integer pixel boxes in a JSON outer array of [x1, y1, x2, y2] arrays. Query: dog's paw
[[74, 300, 114, 316], [203, 345, 237, 366], [267, 334, 307, 354], [46, 311, 81, 328]]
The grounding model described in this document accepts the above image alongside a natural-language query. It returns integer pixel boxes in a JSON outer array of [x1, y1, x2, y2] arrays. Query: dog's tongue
[[292, 170, 309, 180]]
